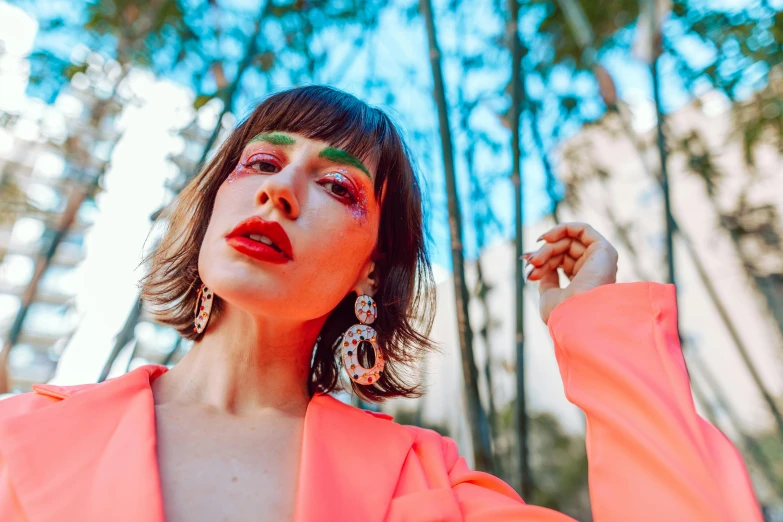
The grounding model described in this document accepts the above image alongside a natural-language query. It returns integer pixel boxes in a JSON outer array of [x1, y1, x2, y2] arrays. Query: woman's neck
[[150, 305, 322, 418]]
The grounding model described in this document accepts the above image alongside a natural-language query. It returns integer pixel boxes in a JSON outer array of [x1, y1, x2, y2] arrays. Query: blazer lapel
[[0, 364, 167, 522], [294, 393, 415, 522], [1, 364, 414, 522]]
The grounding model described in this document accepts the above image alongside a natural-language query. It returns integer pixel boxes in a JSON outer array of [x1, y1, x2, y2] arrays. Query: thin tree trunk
[[475, 260, 499, 449], [651, 56, 676, 285], [508, 0, 532, 497], [419, 0, 493, 472], [676, 222, 783, 441], [194, 4, 272, 176], [467, 149, 500, 460], [690, 352, 783, 499], [517, 46, 560, 224], [98, 295, 144, 382], [722, 223, 783, 350]]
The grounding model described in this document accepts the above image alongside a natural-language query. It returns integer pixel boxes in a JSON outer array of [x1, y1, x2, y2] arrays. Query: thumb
[[538, 267, 560, 296]]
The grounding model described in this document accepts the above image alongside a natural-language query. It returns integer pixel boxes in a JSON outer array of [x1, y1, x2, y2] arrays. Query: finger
[[526, 240, 585, 273], [527, 253, 565, 280], [538, 265, 560, 294], [527, 249, 577, 280], [527, 238, 586, 268], [561, 252, 578, 278], [539, 222, 609, 249], [527, 250, 578, 284]]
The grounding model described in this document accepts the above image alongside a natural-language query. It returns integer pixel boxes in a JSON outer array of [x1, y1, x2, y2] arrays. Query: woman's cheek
[[309, 212, 372, 263]]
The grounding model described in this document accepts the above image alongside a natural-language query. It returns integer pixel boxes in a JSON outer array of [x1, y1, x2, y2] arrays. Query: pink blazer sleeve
[[546, 282, 763, 521], [444, 282, 762, 521]]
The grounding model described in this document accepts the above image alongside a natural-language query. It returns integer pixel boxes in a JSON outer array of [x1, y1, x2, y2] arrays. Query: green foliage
[[527, 412, 591, 520], [391, 407, 451, 438], [493, 402, 591, 520], [534, 0, 638, 68], [671, 1, 783, 98], [23, 1, 201, 101], [757, 417, 783, 485], [62, 62, 89, 81], [82, 0, 191, 58], [666, 1, 783, 164], [0, 173, 41, 226], [675, 130, 723, 196], [730, 80, 783, 167]]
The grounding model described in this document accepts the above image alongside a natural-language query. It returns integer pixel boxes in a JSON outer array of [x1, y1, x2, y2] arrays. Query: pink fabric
[[0, 282, 763, 521]]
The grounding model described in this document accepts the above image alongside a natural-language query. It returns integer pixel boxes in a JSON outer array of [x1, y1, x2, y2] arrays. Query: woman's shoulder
[[0, 388, 62, 421], [404, 424, 462, 466], [342, 400, 459, 466], [377, 414, 461, 469], [0, 365, 166, 421], [0, 373, 129, 423]]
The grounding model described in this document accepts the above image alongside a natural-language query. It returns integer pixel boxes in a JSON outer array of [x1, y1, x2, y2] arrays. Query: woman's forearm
[[548, 282, 763, 522]]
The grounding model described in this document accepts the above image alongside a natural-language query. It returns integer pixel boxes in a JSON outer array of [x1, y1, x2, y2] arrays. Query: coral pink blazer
[[0, 283, 764, 521]]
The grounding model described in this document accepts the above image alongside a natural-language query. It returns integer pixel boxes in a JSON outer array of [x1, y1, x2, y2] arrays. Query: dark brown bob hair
[[139, 85, 438, 402]]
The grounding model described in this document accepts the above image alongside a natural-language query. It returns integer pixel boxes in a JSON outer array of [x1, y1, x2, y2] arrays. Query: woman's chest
[[154, 406, 305, 522]]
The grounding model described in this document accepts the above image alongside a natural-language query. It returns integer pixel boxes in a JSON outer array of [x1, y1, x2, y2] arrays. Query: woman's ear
[[353, 259, 379, 298]]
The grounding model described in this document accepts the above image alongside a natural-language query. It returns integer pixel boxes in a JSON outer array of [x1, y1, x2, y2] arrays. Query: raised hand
[[522, 222, 619, 325]]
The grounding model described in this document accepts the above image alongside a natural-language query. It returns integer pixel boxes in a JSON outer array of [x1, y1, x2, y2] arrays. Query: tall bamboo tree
[[507, 0, 533, 497], [419, 0, 493, 472]]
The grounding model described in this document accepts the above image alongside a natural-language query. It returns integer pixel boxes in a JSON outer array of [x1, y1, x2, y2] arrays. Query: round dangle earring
[[341, 295, 384, 385], [193, 283, 214, 335]]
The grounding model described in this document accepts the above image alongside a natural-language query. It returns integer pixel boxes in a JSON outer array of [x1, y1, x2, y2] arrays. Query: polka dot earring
[[193, 283, 213, 335], [341, 294, 384, 385]]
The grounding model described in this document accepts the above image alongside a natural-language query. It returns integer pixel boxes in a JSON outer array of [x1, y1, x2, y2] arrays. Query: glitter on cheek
[[227, 165, 240, 183], [226, 163, 252, 183], [324, 170, 369, 223], [349, 185, 369, 223]]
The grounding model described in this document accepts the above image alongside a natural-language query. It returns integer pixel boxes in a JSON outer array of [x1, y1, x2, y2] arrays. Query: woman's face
[[198, 131, 381, 322]]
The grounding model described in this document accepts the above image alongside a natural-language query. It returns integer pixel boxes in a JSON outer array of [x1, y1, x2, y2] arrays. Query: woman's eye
[[321, 181, 352, 199], [247, 160, 279, 173], [240, 153, 281, 174]]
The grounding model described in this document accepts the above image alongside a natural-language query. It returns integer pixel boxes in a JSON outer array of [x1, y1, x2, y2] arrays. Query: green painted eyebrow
[[248, 132, 296, 146], [318, 147, 371, 179], [245, 134, 371, 179]]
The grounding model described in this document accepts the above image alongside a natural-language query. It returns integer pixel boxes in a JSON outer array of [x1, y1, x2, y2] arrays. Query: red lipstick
[[225, 216, 294, 264]]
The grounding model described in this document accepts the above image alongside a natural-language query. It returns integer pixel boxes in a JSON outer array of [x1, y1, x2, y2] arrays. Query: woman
[[0, 85, 763, 522]]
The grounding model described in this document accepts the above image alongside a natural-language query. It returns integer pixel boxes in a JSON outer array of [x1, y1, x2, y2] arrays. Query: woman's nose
[[255, 167, 301, 219]]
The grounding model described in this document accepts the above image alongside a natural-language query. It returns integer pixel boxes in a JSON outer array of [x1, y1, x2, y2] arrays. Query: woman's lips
[[225, 216, 294, 259], [226, 236, 291, 264]]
